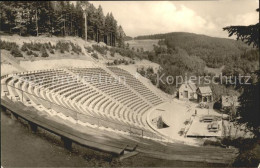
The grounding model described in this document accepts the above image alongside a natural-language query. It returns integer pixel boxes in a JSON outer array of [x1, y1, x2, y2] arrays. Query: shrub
[[43, 42, 52, 50], [119, 59, 123, 64], [114, 59, 119, 65], [21, 44, 28, 52], [213, 101, 222, 110], [91, 53, 98, 59], [50, 49, 55, 54], [22, 42, 42, 51], [0, 40, 19, 51], [10, 47, 23, 57], [32, 52, 38, 57], [233, 149, 259, 167], [27, 50, 38, 57], [85, 46, 94, 53], [110, 48, 116, 57], [56, 41, 70, 53], [92, 44, 107, 55], [31, 42, 41, 51], [147, 67, 154, 74], [70, 42, 82, 54], [221, 137, 257, 151], [111, 51, 115, 57], [26, 50, 33, 55], [137, 67, 146, 77], [42, 51, 49, 57], [112, 47, 137, 59], [221, 137, 259, 167], [130, 60, 135, 64], [41, 47, 49, 57]]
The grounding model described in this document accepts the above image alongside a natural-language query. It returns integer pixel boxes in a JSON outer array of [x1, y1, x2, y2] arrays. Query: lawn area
[[127, 39, 160, 51]]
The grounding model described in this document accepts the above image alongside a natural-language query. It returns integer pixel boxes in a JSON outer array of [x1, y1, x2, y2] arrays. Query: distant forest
[[0, 1, 125, 47], [124, 36, 133, 41], [135, 32, 259, 95], [136, 32, 258, 68]]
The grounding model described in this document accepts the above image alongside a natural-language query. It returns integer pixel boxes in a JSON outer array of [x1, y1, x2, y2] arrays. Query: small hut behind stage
[[197, 86, 213, 103], [221, 96, 239, 110], [178, 82, 197, 100]]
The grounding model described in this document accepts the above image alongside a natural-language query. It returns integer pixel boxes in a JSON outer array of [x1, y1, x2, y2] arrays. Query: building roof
[[189, 83, 197, 92], [179, 82, 197, 92], [197, 86, 212, 95]]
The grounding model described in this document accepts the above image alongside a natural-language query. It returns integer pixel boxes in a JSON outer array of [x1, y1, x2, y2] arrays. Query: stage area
[[186, 116, 222, 137], [147, 99, 224, 145]]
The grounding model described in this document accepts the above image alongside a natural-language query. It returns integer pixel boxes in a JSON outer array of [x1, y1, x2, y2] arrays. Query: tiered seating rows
[[1, 68, 162, 138], [108, 67, 163, 105]]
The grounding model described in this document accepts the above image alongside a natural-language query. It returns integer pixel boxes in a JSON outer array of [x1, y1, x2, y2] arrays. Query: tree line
[[0, 1, 125, 47]]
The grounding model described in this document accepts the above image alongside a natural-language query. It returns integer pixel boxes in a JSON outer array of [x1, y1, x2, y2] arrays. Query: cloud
[[91, 1, 258, 38]]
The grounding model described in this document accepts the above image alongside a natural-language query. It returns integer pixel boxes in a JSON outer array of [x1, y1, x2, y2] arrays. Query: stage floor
[[148, 99, 224, 144], [148, 100, 198, 144], [186, 116, 222, 137]]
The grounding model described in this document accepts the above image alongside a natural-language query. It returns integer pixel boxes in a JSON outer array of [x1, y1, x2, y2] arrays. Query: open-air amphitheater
[[1, 60, 238, 164], [2, 66, 164, 137]]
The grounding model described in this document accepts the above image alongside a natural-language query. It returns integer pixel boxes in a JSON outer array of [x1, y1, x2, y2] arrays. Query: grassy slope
[[1, 35, 162, 75], [127, 39, 160, 51], [0, 35, 99, 74]]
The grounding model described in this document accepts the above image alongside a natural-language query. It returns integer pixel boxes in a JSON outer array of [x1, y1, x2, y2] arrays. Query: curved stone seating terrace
[[1, 67, 166, 139], [108, 67, 163, 105]]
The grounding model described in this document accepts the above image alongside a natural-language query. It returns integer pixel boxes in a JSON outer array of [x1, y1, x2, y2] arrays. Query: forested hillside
[[135, 33, 258, 95], [0, 1, 125, 47], [135, 32, 254, 68]]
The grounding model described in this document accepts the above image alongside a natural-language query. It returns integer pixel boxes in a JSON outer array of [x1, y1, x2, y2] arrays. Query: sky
[[91, 0, 259, 38]]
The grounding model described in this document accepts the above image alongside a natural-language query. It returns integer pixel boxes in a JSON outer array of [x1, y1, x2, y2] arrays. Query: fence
[[2, 82, 164, 140]]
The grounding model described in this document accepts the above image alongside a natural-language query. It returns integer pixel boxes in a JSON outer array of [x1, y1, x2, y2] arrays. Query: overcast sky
[[91, 0, 258, 38]]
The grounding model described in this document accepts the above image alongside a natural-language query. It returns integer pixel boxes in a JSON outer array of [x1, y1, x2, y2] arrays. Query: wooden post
[[1, 106, 7, 112], [10, 112, 18, 121], [61, 136, 72, 150], [28, 121, 38, 133]]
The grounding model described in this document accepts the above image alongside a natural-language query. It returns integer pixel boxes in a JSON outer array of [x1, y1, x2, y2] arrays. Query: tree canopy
[[0, 1, 125, 47], [223, 8, 259, 48], [223, 8, 260, 138]]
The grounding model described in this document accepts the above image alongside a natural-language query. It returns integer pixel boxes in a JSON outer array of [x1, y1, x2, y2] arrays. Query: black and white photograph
[[0, 0, 259, 167]]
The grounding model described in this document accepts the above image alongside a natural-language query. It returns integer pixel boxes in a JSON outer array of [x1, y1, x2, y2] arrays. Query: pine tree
[[75, 1, 84, 38], [0, 2, 16, 33], [110, 13, 117, 46], [104, 13, 116, 46], [0, 0, 125, 46], [224, 8, 260, 138], [96, 5, 105, 43], [117, 25, 126, 48], [86, 4, 97, 40]]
